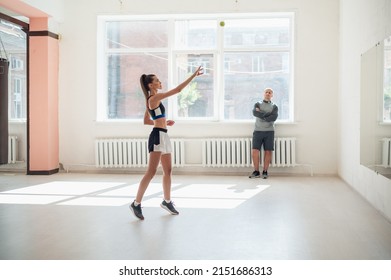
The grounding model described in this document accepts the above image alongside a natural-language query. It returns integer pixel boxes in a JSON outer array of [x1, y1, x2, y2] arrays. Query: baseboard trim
[[27, 168, 59, 175]]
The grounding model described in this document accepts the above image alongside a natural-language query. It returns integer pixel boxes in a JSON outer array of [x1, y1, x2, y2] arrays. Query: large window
[[97, 14, 294, 122]]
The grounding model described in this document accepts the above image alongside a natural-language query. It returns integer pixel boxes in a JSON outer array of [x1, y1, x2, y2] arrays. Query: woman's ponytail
[[140, 74, 148, 100]]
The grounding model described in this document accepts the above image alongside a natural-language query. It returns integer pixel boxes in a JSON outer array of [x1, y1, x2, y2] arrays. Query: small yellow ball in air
[[220, 21, 225, 27]]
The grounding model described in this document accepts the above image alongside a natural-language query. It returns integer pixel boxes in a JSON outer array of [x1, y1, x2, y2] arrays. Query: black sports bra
[[147, 97, 166, 120]]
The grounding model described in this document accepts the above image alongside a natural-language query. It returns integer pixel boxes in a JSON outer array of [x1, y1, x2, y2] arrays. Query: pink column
[[28, 18, 59, 174]]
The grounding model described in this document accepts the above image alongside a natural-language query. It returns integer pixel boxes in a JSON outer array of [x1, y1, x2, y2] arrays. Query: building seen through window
[[0, 19, 27, 120]]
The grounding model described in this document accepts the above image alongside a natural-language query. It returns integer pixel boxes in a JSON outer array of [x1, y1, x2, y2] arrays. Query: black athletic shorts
[[252, 131, 275, 151]]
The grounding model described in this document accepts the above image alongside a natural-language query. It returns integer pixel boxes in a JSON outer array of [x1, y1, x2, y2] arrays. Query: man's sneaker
[[249, 170, 260, 178], [161, 200, 179, 215], [262, 170, 268, 179], [129, 201, 144, 220]]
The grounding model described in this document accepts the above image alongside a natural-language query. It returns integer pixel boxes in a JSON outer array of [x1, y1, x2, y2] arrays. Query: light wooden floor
[[1, 172, 391, 260]]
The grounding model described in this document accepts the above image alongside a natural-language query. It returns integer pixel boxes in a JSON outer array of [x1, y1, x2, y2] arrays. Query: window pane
[[107, 53, 168, 119], [175, 20, 217, 49], [224, 18, 290, 48], [106, 21, 168, 49], [175, 54, 214, 118], [384, 36, 391, 122], [10, 53, 27, 120], [224, 52, 290, 120]]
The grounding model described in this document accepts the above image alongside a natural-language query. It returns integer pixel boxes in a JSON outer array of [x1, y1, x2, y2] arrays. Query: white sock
[[134, 201, 140, 206], [165, 199, 171, 204]]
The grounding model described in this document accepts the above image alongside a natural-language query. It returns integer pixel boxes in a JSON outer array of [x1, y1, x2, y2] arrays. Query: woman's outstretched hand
[[195, 66, 204, 77]]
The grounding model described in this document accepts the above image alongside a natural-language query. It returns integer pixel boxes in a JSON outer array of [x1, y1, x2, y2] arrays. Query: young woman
[[130, 66, 203, 220]]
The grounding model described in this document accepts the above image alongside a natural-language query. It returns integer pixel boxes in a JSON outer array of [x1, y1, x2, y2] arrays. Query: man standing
[[249, 88, 278, 179]]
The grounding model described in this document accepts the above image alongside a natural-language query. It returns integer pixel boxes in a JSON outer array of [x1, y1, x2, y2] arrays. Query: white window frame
[[97, 13, 295, 123], [11, 57, 23, 71]]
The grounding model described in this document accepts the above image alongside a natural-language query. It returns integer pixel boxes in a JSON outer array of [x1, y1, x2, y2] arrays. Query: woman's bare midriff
[[153, 118, 167, 129]]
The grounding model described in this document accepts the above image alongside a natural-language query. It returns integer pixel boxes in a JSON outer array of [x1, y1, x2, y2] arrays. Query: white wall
[[339, 0, 391, 221], [22, 0, 65, 31], [56, 0, 339, 175]]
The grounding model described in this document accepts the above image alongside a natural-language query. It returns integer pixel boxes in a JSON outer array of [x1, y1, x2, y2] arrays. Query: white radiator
[[8, 136, 18, 164], [202, 137, 297, 168], [382, 138, 391, 167], [272, 137, 297, 167], [95, 138, 185, 168], [202, 138, 252, 167]]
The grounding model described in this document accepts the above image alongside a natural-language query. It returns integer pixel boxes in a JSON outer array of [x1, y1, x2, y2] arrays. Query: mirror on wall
[[0, 15, 27, 172], [360, 35, 391, 179]]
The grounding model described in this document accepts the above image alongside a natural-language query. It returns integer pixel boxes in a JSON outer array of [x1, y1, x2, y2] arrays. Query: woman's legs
[[135, 151, 161, 203], [160, 153, 178, 214], [160, 153, 172, 201]]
